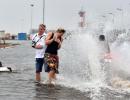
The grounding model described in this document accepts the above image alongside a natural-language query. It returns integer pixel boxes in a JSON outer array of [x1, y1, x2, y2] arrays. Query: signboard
[[0, 30, 5, 38]]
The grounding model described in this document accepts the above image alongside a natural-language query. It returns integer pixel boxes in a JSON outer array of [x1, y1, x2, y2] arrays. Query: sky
[[0, 0, 130, 34]]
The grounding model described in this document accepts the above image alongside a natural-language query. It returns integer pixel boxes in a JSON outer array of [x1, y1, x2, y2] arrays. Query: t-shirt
[[32, 33, 47, 58]]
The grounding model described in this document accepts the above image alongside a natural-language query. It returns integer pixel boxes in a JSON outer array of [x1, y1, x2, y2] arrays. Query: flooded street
[[1, 0, 130, 99], [0, 40, 130, 100], [0, 40, 90, 100]]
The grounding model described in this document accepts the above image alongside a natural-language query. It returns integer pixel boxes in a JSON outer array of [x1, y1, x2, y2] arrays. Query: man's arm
[[35, 44, 43, 49]]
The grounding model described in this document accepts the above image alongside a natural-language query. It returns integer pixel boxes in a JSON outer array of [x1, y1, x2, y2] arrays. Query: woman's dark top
[[45, 33, 61, 55]]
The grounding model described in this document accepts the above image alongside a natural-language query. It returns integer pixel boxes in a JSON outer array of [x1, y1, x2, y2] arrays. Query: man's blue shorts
[[35, 58, 44, 73], [44, 62, 50, 73]]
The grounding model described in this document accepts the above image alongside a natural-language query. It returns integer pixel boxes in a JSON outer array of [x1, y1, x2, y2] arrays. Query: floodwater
[[0, 40, 130, 100], [0, 40, 90, 100]]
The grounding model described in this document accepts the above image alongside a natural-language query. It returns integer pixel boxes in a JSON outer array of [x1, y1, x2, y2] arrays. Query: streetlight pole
[[101, 15, 107, 23], [30, 4, 34, 34], [20, 19, 24, 32], [43, 0, 45, 24], [99, 15, 106, 34], [116, 8, 123, 29], [108, 13, 115, 24]]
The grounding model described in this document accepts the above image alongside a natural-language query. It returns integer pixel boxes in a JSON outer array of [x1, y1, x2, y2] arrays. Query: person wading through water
[[32, 24, 47, 83], [44, 28, 66, 85]]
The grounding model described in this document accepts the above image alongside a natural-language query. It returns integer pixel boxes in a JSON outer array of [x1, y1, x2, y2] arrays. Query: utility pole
[[108, 13, 115, 24], [30, 4, 34, 34], [43, 0, 45, 24], [116, 8, 124, 29]]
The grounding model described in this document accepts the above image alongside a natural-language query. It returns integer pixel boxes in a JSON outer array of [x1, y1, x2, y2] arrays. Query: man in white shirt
[[32, 24, 47, 82]]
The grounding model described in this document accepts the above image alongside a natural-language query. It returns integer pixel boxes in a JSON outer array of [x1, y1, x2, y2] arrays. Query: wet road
[[0, 40, 90, 100]]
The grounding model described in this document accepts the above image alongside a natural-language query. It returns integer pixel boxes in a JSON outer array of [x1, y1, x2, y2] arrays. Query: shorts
[[44, 53, 59, 74], [35, 58, 44, 73], [44, 62, 59, 74]]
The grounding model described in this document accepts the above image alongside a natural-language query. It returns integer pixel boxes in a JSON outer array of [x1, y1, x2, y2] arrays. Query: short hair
[[56, 28, 66, 34], [99, 35, 105, 41], [39, 24, 46, 29]]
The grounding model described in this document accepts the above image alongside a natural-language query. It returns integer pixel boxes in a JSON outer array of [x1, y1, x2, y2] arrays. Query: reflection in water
[[34, 84, 58, 100], [34, 84, 90, 100]]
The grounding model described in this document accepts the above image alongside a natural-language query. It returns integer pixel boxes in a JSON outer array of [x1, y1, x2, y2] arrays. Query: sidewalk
[[0, 43, 19, 48]]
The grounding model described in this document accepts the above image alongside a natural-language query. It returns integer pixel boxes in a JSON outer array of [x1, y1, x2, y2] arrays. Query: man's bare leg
[[36, 72, 41, 82]]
